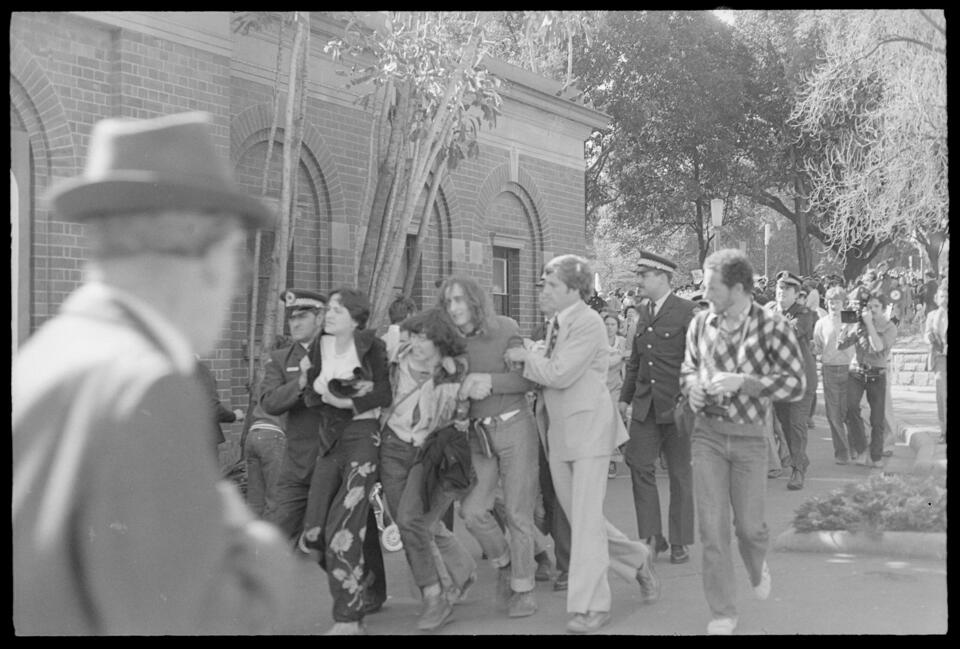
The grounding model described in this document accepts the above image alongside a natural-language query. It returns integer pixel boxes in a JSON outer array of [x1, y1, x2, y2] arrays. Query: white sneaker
[[706, 616, 738, 635], [753, 561, 771, 600]]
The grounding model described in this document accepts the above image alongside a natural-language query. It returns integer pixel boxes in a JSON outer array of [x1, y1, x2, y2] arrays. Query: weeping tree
[[791, 10, 947, 271]]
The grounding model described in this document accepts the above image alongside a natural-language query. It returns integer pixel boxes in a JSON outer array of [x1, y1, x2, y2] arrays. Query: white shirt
[[313, 335, 379, 420], [651, 290, 672, 317]]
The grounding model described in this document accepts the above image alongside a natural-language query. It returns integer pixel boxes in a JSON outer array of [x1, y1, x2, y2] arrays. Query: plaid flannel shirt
[[681, 301, 806, 427]]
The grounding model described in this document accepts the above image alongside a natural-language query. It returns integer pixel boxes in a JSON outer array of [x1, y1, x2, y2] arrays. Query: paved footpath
[[271, 385, 947, 635]]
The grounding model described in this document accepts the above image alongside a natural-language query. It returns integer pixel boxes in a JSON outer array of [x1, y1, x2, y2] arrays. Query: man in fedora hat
[[13, 112, 293, 634], [767, 271, 818, 490], [619, 251, 697, 565]]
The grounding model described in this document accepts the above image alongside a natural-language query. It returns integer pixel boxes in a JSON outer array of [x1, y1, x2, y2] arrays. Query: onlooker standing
[[925, 279, 948, 443], [838, 291, 898, 467], [923, 271, 939, 315], [13, 112, 291, 634], [768, 271, 818, 490], [438, 276, 541, 619], [812, 286, 856, 464], [506, 255, 659, 635], [681, 249, 806, 635], [603, 312, 628, 402], [619, 251, 696, 564], [194, 356, 245, 455]]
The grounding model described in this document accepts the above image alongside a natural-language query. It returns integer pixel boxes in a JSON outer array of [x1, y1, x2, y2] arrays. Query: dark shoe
[[447, 571, 476, 605], [566, 611, 611, 634], [669, 545, 690, 564], [553, 571, 568, 592], [361, 593, 385, 615], [767, 468, 782, 479], [835, 457, 848, 465], [869, 460, 884, 469], [534, 552, 553, 582], [495, 565, 513, 611], [635, 557, 661, 604], [608, 461, 618, 479], [645, 534, 669, 559], [787, 468, 804, 490], [417, 593, 453, 631], [807, 419, 815, 429], [882, 449, 894, 457], [507, 590, 538, 618]]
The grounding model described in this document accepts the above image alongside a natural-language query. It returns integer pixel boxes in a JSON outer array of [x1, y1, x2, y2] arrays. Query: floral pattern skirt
[[302, 418, 381, 622]]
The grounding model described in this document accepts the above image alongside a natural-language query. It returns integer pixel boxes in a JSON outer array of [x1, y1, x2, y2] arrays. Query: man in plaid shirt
[[680, 249, 806, 635]]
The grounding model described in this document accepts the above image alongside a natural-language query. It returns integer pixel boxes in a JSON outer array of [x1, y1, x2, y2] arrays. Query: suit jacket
[[522, 300, 628, 462], [260, 340, 325, 464], [621, 293, 696, 424], [12, 283, 289, 635]]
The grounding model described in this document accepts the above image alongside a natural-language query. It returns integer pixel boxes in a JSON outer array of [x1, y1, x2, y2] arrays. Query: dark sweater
[[463, 315, 534, 419]]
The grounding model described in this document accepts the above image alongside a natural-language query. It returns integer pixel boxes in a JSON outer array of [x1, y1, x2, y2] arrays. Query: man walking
[[767, 271, 818, 490], [438, 275, 541, 618], [811, 286, 856, 464], [619, 251, 696, 564], [13, 112, 292, 634], [681, 249, 806, 635], [506, 255, 659, 634]]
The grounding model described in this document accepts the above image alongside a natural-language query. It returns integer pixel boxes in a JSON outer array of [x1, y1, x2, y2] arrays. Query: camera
[[840, 286, 871, 324]]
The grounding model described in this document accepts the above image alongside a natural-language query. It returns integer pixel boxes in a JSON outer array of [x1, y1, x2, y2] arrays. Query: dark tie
[[545, 316, 560, 358], [647, 301, 656, 320]]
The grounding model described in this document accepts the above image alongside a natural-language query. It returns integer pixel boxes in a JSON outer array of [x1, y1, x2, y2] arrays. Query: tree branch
[[852, 35, 944, 67], [918, 9, 945, 36]]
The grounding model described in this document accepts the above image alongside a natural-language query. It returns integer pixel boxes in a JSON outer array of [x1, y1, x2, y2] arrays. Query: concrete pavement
[[269, 384, 947, 635]]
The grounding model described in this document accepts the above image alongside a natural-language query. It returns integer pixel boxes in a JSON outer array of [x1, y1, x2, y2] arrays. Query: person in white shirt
[[811, 286, 857, 464], [925, 280, 948, 443]]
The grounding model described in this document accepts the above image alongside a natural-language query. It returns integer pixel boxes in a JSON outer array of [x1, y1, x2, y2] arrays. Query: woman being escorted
[[300, 288, 392, 635], [380, 308, 477, 631]]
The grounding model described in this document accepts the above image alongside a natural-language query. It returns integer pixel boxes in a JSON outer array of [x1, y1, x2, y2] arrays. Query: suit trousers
[[624, 411, 694, 546], [549, 454, 650, 614], [538, 439, 570, 574], [773, 386, 814, 473], [269, 437, 320, 543]]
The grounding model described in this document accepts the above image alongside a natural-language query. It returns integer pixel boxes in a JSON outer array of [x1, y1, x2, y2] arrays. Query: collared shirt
[[96, 282, 196, 376], [651, 290, 672, 318], [555, 299, 580, 331], [842, 317, 897, 370], [681, 300, 806, 427], [813, 313, 855, 367]]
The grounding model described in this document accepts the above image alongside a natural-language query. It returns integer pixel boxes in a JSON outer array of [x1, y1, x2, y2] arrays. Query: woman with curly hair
[[299, 288, 392, 636], [378, 307, 477, 631]]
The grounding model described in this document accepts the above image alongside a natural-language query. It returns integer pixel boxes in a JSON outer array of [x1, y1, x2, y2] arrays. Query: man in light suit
[[13, 112, 292, 634], [506, 254, 660, 634]]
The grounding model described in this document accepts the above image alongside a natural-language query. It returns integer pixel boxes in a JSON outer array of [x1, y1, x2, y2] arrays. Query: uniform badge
[[284, 290, 296, 306]]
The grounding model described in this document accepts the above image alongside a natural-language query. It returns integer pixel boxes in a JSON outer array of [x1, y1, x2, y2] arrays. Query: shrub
[[792, 473, 946, 533]]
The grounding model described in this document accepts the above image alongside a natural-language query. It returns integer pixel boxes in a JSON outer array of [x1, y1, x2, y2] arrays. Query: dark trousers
[[268, 437, 320, 542], [537, 438, 570, 573], [773, 385, 815, 473], [301, 420, 385, 623], [845, 371, 887, 462], [625, 411, 694, 546]]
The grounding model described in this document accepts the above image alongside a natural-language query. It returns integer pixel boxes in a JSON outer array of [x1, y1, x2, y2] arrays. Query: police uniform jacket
[[770, 301, 818, 397], [260, 340, 325, 466], [620, 292, 697, 424]]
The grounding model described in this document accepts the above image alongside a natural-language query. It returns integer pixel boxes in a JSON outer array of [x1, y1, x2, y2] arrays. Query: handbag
[[368, 482, 403, 552]]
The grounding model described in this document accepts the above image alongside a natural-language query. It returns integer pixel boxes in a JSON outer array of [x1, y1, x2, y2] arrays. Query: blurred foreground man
[[681, 250, 805, 635], [13, 112, 292, 635]]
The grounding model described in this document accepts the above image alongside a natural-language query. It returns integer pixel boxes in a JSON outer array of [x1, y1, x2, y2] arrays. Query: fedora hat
[[45, 111, 272, 229]]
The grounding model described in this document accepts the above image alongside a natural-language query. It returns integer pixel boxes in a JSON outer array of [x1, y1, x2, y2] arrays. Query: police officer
[[768, 271, 818, 490], [261, 288, 386, 614], [619, 251, 697, 564]]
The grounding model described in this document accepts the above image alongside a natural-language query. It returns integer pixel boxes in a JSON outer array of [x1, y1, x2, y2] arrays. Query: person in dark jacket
[[194, 357, 244, 455], [300, 288, 392, 636]]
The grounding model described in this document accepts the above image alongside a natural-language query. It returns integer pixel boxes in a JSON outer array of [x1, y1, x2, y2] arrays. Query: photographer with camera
[[837, 290, 898, 468]]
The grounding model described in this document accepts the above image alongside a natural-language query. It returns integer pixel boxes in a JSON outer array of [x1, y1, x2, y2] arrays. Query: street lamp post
[[710, 198, 724, 253]]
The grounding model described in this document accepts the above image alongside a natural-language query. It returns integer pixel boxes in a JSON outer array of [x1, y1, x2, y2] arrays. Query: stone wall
[[888, 348, 934, 386]]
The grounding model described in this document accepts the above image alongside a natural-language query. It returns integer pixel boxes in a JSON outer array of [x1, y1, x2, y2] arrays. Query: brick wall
[[11, 12, 594, 453]]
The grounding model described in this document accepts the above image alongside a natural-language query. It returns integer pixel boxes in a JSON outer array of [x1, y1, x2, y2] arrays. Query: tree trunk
[[403, 165, 445, 297], [260, 12, 308, 349], [791, 148, 813, 276], [354, 80, 391, 280], [694, 199, 711, 267], [357, 79, 412, 295]]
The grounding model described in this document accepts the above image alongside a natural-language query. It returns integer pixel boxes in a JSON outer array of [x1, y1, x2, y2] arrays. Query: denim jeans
[[379, 429, 476, 591], [845, 371, 886, 462], [244, 427, 286, 519], [692, 416, 769, 620], [460, 409, 540, 592], [821, 365, 851, 461]]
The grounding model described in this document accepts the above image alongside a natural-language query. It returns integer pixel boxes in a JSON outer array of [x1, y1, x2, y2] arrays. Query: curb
[[905, 429, 947, 475], [773, 528, 946, 560]]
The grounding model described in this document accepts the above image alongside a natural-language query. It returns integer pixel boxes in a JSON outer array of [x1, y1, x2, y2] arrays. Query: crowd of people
[[12, 111, 948, 637]]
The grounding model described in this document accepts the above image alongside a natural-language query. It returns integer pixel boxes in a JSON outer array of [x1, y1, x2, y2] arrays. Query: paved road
[[270, 385, 947, 635]]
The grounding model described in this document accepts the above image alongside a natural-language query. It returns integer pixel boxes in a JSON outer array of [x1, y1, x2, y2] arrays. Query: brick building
[[10, 12, 607, 450]]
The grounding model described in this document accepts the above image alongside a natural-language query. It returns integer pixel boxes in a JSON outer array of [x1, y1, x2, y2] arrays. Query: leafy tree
[[577, 11, 764, 267], [790, 10, 947, 272]]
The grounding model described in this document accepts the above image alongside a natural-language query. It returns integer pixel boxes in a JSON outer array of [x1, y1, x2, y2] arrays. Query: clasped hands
[[458, 373, 492, 401], [688, 372, 744, 411]]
